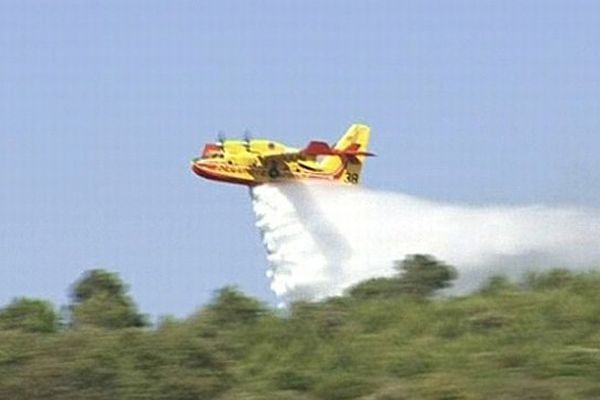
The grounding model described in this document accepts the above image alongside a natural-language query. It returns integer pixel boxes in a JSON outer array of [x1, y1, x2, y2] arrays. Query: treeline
[[2, 256, 600, 399]]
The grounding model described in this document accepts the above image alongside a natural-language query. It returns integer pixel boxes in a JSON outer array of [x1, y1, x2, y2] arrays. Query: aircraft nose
[[190, 158, 204, 175], [191, 158, 217, 176]]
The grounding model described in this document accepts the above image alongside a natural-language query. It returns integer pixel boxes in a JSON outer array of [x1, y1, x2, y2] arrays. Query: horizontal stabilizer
[[302, 141, 376, 158]]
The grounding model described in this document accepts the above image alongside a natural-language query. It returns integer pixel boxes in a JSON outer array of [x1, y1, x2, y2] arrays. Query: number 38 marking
[[345, 172, 359, 184]]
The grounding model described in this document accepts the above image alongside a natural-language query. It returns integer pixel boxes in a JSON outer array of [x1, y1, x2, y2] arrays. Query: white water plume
[[251, 182, 600, 304]]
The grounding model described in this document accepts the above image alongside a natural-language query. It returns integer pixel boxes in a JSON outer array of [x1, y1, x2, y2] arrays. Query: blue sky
[[1, 1, 599, 317]]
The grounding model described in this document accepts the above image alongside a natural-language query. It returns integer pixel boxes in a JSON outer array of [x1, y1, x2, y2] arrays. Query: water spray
[[251, 182, 600, 304]]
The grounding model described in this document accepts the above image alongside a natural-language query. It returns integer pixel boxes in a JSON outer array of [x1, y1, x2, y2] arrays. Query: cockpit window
[[205, 152, 224, 159]]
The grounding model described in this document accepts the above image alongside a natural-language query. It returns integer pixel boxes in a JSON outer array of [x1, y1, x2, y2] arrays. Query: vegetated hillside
[[2, 256, 600, 399]]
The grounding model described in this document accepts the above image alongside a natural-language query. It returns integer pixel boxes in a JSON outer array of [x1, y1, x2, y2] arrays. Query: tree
[[69, 269, 147, 329], [206, 286, 265, 327], [347, 277, 402, 300], [478, 275, 516, 295], [524, 269, 575, 290], [395, 254, 457, 297], [72, 269, 127, 303], [395, 254, 458, 296], [0, 297, 59, 333], [349, 255, 458, 299]]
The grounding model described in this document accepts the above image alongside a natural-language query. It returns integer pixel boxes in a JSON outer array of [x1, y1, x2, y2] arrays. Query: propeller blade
[[243, 129, 252, 150], [217, 130, 226, 145]]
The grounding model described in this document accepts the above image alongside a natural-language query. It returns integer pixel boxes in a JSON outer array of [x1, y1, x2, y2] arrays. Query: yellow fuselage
[[191, 139, 346, 186]]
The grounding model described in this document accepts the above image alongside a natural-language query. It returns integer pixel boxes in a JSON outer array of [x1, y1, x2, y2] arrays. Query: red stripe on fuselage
[[191, 163, 256, 186], [191, 160, 348, 186]]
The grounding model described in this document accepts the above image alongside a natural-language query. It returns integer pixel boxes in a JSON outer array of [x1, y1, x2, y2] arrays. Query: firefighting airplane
[[190, 124, 374, 186]]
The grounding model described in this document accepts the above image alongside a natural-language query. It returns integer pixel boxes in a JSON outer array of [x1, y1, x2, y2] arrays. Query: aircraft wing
[[259, 151, 305, 163], [259, 141, 375, 163]]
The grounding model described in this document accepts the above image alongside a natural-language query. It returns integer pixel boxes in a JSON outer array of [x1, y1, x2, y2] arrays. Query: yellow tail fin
[[320, 123, 371, 184]]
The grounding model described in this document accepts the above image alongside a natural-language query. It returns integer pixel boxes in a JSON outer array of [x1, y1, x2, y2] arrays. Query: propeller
[[216, 130, 226, 148], [243, 129, 252, 150]]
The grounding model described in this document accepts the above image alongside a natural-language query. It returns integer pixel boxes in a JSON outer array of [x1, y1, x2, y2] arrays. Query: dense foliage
[[69, 269, 147, 329], [2, 258, 600, 399]]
